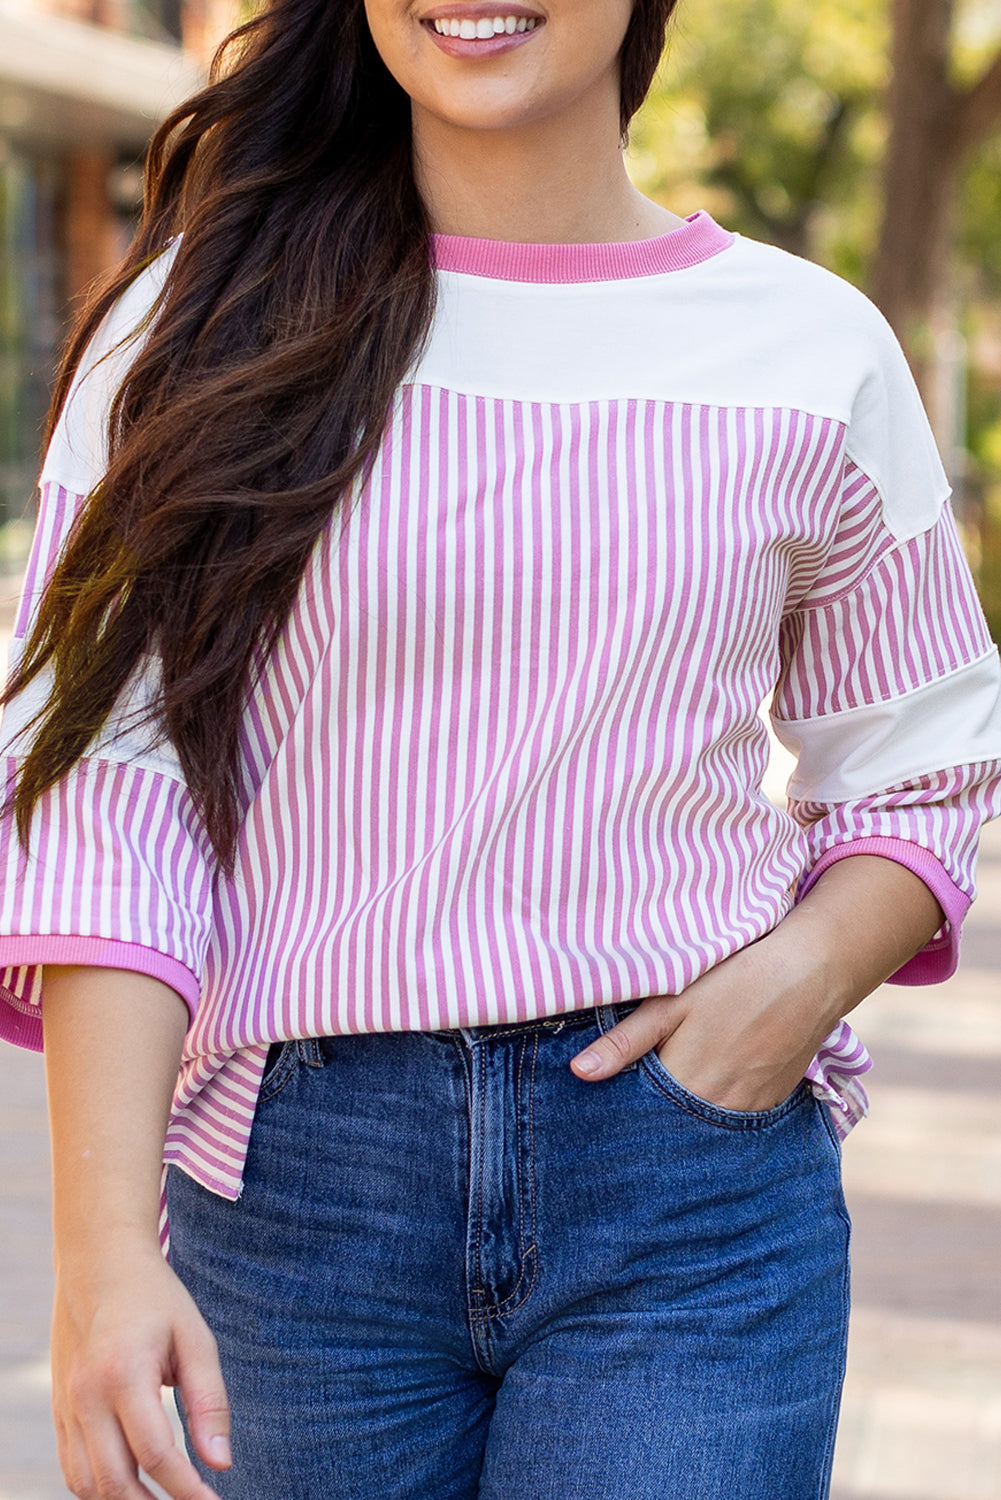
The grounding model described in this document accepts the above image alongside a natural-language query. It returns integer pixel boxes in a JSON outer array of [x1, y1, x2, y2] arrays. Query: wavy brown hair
[[4, 0, 679, 872]]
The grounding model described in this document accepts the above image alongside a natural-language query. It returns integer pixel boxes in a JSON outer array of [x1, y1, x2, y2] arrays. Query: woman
[[2, 0, 1000, 1496]]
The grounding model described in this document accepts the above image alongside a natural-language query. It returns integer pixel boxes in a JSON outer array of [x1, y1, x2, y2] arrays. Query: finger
[[172, 1318, 232, 1473], [79, 1411, 154, 1499], [57, 1382, 130, 1500], [58, 1415, 98, 1499], [118, 1384, 223, 1500], [570, 996, 682, 1080]]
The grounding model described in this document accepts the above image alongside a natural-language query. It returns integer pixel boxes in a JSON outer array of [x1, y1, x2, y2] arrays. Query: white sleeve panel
[[1, 638, 186, 784], [775, 652, 1001, 804], [40, 243, 178, 496], [842, 307, 952, 541]]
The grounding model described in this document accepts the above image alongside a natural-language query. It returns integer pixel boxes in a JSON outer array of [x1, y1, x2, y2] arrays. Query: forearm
[[748, 853, 946, 1031], [42, 966, 189, 1276], [40, 968, 230, 1496]]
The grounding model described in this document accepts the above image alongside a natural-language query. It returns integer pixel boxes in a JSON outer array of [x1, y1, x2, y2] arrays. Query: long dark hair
[[4, 0, 679, 872]]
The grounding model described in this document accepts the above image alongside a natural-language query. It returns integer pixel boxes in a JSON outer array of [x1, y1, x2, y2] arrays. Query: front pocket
[[257, 1039, 299, 1104], [597, 1001, 810, 1131]]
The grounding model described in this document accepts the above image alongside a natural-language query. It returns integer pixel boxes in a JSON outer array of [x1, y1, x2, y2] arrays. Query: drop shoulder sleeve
[[0, 249, 215, 1051], [770, 305, 1001, 983]]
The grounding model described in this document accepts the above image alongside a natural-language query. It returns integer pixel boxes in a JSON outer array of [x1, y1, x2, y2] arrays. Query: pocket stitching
[[257, 1040, 299, 1104], [638, 1049, 810, 1130]]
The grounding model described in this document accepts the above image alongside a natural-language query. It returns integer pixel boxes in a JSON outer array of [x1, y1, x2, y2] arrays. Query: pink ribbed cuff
[[0, 995, 44, 1052], [0, 935, 200, 1055], [797, 837, 970, 985]]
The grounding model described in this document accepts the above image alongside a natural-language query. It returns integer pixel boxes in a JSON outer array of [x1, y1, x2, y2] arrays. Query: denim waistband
[[441, 998, 645, 1043]]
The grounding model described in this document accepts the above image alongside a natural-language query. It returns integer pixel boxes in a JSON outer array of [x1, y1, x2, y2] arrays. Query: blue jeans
[[166, 1000, 851, 1498]]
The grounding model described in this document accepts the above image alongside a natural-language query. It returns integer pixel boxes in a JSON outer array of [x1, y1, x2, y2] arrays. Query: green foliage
[[968, 360, 1001, 641], [961, 135, 1001, 298], [956, 4, 1001, 641], [977, 495, 1001, 643], [630, 0, 889, 272]]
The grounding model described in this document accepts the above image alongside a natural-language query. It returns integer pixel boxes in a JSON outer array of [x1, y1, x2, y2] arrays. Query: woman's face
[[364, 0, 635, 136]]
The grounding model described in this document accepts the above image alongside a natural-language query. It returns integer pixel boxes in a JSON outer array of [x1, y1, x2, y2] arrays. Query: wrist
[[53, 1193, 165, 1275], [54, 1215, 164, 1260], [727, 921, 847, 1036], [55, 1236, 168, 1320]]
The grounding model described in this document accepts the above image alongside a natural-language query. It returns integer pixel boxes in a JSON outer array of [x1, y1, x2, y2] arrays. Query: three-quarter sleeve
[[770, 316, 1001, 982], [0, 480, 217, 1050], [0, 246, 214, 1051]]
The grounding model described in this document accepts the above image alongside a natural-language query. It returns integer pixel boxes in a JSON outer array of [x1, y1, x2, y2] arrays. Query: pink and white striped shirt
[[3, 211, 1001, 1201]]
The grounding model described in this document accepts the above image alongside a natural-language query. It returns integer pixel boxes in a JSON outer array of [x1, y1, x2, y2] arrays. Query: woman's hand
[[52, 1244, 230, 1500], [41, 967, 233, 1499], [569, 854, 946, 1105], [569, 941, 837, 1111]]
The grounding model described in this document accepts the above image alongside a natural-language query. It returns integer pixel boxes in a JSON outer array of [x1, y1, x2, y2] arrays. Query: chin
[[430, 105, 546, 133], [417, 81, 570, 135]]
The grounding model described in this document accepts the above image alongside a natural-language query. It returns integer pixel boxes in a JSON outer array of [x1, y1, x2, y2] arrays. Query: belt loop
[[297, 1037, 326, 1068]]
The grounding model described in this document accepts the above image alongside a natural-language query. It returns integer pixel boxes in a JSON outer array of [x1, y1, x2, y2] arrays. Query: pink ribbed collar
[[431, 210, 734, 284]]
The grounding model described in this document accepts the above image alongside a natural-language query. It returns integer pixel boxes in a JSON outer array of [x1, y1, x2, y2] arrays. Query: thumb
[[174, 1317, 232, 1471], [570, 996, 682, 1080]]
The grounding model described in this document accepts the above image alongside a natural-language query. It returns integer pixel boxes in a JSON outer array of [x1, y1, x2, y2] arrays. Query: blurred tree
[[628, 0, 889, 283], [874, 1, 1001, 639], [632, 0, 1001, 311], [875, 0, 1001, 376]]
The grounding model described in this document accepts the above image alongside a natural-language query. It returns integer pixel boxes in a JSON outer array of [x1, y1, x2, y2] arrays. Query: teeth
[[431, 14, 538, 37]]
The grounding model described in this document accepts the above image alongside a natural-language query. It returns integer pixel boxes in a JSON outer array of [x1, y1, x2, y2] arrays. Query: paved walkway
[[830, 820, 1001, 1500], [1, 586, 1000, 1498]]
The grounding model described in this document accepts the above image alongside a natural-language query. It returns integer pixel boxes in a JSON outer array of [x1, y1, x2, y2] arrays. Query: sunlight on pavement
[[853, 978, 1001, 1057], [835, 1310, 1001, 1500], [842, 1085, 1001, 1207], [831, 819, 1001, 1499]]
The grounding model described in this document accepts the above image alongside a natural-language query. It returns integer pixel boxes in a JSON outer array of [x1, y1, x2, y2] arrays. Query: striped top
[[3, 211, 1001, 1202]]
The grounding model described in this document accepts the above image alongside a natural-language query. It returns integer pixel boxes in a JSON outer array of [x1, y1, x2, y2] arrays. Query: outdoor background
[[2, 1, 1001, 1497]]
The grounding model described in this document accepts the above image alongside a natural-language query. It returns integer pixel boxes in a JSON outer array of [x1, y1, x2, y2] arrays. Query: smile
[[420, 6, 545, 54], [431, 15, 539, 36]]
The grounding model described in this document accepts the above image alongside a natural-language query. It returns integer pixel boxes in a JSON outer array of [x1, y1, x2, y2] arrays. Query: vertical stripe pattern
[[3, 387, 1001, 1200], [777, 490, 993, 718], [790, 762, 1001, 940]]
